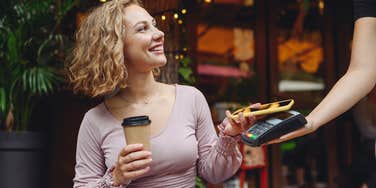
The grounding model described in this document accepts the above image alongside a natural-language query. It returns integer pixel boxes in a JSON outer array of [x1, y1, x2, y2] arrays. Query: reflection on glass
[[196, 24, 257, 103], [277, 0, 325, 92], [275, 1, 329, 187]]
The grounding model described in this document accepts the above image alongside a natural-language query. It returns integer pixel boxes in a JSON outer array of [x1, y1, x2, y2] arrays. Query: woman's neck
[[118, 71, 160, 103]]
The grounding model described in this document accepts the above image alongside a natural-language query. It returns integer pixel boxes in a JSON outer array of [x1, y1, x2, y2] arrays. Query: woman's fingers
[[224, 110, 257, 136], [239, 112, 256, 131], [225, 110, 238, 125], [238, 112, 246, 128], [224, 110, 243, 135], [244, 115, 256, 129], [117, 144, 152, 173], [120, 150, 152, 164], [249, 103, 261, 108], [119, 144, 144, 157], [247, 103, 266, 120], [122, 166, 151, 180], [120, 157, 152, 172], [115, 145, 152, 183]]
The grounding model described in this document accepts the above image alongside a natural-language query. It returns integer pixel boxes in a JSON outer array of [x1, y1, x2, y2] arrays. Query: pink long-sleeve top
[[73, 85, 242, 187]]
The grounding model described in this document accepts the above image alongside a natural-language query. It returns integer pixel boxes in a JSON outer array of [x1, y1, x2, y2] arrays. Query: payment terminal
[[241, 110, 307, 147]]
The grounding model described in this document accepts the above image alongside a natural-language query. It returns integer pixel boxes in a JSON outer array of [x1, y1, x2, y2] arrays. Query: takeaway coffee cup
[[121, 116, 151, 151]]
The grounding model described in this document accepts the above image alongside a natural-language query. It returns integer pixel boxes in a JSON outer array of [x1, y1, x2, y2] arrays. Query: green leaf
[[7, 31, 18, 62], [36, 69, 42, 93], [42, 68, 53, 94], [1, 0, 76, 131], [0, 87, 6, 113], [31, 68, 37, 94], [22, 69, 28, 91], [180, 57, 192, 67], [37, 35, 53, 64], [195, 177, 206, 188], [178, 67, 193, 80], [26, 69, 31, 93], [40, 75, 48, 93], [45, 77, 53, 92], [23, 37, 34, 48]]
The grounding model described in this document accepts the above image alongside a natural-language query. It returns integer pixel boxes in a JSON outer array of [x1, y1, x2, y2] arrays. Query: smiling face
[[122, 5, 166, 73]]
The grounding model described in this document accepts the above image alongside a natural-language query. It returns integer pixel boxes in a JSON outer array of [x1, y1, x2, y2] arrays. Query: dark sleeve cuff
[[353, 0, 376, 20]]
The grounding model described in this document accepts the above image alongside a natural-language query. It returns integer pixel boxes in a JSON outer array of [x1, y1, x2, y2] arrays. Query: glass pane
[[275, 1, 329, 187], [196, 24, 257, 106], [276, 0, 325, 93]]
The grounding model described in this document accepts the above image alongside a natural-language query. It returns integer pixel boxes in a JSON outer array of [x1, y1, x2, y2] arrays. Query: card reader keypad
[[246, 122, 275, 139]]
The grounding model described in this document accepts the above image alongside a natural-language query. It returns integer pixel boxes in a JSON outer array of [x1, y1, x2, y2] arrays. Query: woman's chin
[[159, 60, 167, 67], [154, 58, 167, 67]]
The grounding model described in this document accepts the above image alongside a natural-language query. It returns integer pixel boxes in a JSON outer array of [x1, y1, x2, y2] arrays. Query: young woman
[[68, 0, 257, 187]]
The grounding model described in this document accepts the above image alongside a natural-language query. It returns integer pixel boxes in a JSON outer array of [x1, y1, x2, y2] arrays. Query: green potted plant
[[0, 0, 77, 187]]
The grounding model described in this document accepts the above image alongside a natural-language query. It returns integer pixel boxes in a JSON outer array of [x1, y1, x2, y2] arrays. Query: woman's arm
[[193, 88, 243, 184], [309, 17, 376, 126], [73, 115, 124, 188], [268, 17, 376, 144]]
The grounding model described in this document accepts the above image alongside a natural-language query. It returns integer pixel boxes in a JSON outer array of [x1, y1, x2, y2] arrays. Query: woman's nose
[[152, 28, 164, 41]]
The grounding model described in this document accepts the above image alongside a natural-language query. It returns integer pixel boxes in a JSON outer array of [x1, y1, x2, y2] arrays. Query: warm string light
[[151, 7, 190, 61], [318, 0, 324, 14], [319, 0, 324, 9], [154, 7, 188, 21], [166, 51, 187, 60], [173, 13, 179, 19], [99, 0, 107, 2], [173, 54, 185, 60]]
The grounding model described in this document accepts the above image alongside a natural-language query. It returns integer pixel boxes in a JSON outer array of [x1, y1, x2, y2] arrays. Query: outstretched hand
[[265, 117, 318, 145]]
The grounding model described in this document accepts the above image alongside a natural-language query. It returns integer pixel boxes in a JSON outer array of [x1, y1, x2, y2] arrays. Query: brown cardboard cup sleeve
[[121, 116, 151, 151]]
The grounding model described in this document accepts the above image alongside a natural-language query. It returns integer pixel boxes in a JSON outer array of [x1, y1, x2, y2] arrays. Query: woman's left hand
[[221, 103, 261, 137]]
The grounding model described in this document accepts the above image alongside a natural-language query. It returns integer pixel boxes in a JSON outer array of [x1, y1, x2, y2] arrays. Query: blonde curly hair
[[67, 0, 141, 97]]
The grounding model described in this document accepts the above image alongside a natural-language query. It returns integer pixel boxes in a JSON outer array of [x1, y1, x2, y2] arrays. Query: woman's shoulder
[[83, 103, 110, 125], [176, 84, 208, 107], [177, 84, 204, 96], [81, 102, 120, 135]]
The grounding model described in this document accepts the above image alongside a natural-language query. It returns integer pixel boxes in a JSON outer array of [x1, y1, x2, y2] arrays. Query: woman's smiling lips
[[149, 44, 164, 55]]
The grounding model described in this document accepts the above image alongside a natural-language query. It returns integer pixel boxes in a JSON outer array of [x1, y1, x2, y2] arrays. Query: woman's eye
[[137, 25, 148, 32]]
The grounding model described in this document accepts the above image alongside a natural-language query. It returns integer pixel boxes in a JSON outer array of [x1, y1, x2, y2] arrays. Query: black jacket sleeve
[[353, 0, 376, 20]]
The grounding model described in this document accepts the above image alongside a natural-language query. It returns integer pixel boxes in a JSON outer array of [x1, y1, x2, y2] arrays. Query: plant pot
[[0, 132, 47, 188]]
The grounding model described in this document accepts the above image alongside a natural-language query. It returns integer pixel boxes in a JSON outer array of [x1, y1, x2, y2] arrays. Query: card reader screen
[[271, 111, 293, 120]]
